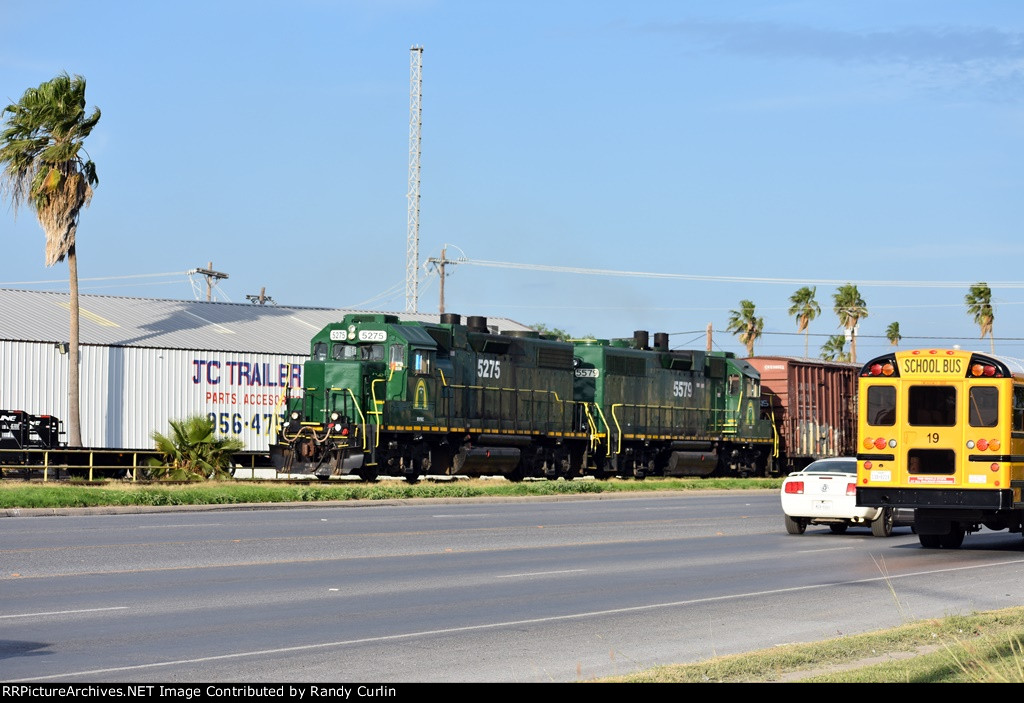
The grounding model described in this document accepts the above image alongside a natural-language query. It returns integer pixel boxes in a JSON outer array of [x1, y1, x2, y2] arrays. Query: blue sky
[[3, 1, 1024, 361]]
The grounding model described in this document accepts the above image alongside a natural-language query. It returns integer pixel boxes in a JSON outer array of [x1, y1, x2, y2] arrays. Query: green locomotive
[[271, 313, 588, 481], [574, 331, 774, 478], [270, 314, 776, 480]]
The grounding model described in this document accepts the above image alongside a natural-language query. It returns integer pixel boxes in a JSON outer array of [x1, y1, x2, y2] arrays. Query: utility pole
[[406, 45, 423, 313], [706, 323, 713, 352], [193, 262, 228, 302], [427, 246, 460, 313], [246, 287, 275, 305]]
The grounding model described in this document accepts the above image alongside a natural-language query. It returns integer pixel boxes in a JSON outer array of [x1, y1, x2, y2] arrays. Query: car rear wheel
[[784, 515, 807, 535], [829, 523, 848, 534], [871, 507, 895, 537]]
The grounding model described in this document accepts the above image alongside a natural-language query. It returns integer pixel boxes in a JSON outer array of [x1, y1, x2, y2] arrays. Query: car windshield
[[803, 459, 856, 475]]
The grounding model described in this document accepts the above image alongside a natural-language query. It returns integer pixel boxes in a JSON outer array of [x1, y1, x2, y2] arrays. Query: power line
[[457, 258, 1024, 289], [0, 271, 190, 286]]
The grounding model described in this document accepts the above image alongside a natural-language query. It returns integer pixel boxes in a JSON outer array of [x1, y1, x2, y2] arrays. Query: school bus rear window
[[968, 387, 998, 428], [908, 386, 956, 427], [1014, 387, 1024, 432], [867, 386, 896, 426]]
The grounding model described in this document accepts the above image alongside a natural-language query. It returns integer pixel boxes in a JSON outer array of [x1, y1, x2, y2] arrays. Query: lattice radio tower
[[406, 45, 424, 313]]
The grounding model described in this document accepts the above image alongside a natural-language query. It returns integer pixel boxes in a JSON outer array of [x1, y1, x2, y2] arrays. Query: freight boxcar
[[746, 356, 859, 473]]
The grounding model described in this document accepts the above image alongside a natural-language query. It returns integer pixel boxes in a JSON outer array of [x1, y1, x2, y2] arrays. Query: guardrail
[[0, 449, 273, 481]]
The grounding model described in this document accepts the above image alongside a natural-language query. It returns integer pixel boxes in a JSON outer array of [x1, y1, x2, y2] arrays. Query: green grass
[[0, 476, 781, 509]]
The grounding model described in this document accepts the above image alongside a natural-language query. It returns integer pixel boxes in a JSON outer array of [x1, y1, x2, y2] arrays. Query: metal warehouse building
[[0, 289, 530, 452]]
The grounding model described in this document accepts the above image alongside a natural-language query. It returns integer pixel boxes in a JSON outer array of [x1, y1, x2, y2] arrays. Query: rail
[[0, 448, 273, 481]]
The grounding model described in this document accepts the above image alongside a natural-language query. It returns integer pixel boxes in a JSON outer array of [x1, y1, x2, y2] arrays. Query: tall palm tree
[[820, 335, 851, 362], [965, 282, 995, 353], [886, 321, 902, 348], [832, 284, 868, 364], [0, 73, 100, 447], [788, 286, 820, 358], [727, 299, 764, 357]]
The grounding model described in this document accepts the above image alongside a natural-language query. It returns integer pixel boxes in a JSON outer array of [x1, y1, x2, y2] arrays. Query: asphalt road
[[3, 491, 1024, 683]]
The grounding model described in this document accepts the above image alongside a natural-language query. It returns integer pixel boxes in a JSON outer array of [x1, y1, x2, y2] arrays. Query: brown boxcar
[[746, 357, 859, 473]]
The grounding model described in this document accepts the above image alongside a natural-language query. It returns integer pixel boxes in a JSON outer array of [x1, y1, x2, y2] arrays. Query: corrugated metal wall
[[0, 341, 307, 451], [791, 362, 856, 459]]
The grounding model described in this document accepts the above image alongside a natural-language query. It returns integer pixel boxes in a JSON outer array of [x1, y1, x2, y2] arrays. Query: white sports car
[[781, 457, 913, 537]]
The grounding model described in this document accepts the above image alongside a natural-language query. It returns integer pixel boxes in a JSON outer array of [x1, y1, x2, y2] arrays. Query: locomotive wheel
[[565, 447, 585, 479], [358, 468, 378, 482]]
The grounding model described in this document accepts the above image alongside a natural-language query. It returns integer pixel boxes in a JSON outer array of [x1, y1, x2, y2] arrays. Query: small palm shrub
[[148, 415, 244, 480]]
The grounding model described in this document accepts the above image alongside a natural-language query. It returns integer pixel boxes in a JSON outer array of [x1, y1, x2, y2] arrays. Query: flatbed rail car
[[746, 357, 859, 473], [856, 348, 1024, 548]]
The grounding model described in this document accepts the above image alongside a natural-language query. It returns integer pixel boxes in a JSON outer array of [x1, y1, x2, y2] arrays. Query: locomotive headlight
[[290, 411, 300, 421], [330, 412, 340, 422]]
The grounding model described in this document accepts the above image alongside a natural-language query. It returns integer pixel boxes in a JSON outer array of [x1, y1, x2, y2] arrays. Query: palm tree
[[965, 282, 995, 353], [832, 284, 868, 364], [727, 299, 764, 357], [149, 416, 245, 480], [0, 73, 100, 447], [788, 286, 820, 358], [885, 322, 902, 348], [821, 335, 850, 362]]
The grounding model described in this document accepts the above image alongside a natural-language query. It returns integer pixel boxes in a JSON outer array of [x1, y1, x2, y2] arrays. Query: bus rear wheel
[[940, 528, 965, 549]]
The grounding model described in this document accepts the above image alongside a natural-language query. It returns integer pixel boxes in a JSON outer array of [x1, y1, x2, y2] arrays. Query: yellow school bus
[[856, 348, 1024, 548]]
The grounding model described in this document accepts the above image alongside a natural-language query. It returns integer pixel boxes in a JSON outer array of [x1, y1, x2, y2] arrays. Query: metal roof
[[0, 289, 531, 356]]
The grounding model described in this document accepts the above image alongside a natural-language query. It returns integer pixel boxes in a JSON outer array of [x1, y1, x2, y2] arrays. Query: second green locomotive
[[270, 313, 774, 480]]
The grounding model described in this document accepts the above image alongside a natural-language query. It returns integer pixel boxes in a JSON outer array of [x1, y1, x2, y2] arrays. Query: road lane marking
[[11, 556, 1024, 682], [496, 569, 586, 578], [0, 606, 128, 619]]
